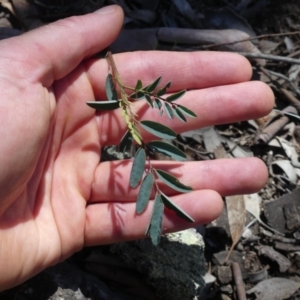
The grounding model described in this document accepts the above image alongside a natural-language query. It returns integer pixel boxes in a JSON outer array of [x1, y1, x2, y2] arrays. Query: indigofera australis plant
[[87, 51, 197, 245]]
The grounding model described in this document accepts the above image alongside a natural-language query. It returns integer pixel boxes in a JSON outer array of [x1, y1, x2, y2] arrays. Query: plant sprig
[[87, 51, 197, 245]]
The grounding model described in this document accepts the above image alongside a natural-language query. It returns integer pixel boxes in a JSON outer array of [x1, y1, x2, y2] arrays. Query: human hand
[[0, 5, 274, 291]]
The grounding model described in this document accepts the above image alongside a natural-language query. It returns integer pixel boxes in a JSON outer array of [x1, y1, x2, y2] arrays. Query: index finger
[[86, 50, 253, 97]]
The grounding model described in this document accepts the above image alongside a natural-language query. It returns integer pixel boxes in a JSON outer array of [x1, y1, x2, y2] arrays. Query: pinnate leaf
[[161, 192, 194, 223], [145, 193, 164, 245], [166, 90, 186, 102], [154, 169, 192, 193], [136, 173, 154, 214], [177, 104, 197, 118], [140, 120, 176, 139], [87, 100, 120, 110], [130, 147, 146, 188], [148, 141, 186, 161]]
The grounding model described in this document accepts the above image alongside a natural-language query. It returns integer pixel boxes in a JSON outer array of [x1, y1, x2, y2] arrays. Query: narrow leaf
[[130, 148, 146, 188], [174, 107, 187, 122], [135, 79, 143, 90], [177, 104, 197, 118], [130, 91, 145, 100], [145, 193, 164, 245], [145, 94, 153, 108], [130, 126, 142, 145], [145, 76, 161, 93], [154, 98, 162, 110], [132, 132, 142, 145], [161, 192, 194, 222], [140, 120, 176, 139], [154, 169, 192, 193], [131, 125, 142, 140], [87, 100, 120, 110], [164, 102, 174, 119], [105, 74, 118, 101], [136, 173, 154, 214], [166, 90, 186, 102], [156, 87, 167, 97], [148, 141, 186, 161], [156, 81, 171, 97], [119, 130, 133, 152], [225, 195, 246, 261]]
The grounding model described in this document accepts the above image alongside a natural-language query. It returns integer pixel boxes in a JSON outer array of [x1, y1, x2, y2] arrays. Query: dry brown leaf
[[0, 0, 15, 16], [225, 195, 246, 261]]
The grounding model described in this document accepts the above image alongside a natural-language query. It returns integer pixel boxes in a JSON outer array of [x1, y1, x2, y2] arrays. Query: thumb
[[0, 5, 124, 85]]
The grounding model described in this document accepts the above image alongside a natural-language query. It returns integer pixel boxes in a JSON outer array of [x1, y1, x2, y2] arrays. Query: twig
[[238, 52, 300, 65], [259, 67, 300, 97], [281, 88, 300, 113], [273, 109, 300, 120], [173, 139, 211, 159], [232, 262, 247, 300], [191, 31, 300, 50], [254, 106, 298, 144], [288, 49, 300, 58]]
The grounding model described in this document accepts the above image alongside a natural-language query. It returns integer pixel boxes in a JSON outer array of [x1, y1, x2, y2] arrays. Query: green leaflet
[[135, 79, 143, 90], [174, 107, 187, 122], [140, 120, 176, 139], [148, 141, 186, 161], [130, 147, 146, 188], [145, 94, 153, 108], [156, 87, 166, 97], [161, 192, 195, 223], [154, 98, 163, 116], [154, 169, 192, 193], [145, 76, 161, 93], [154, 98, 162, 110], [164, 102, 174, 119], [86, 100, 120, 110], [177, 104, 197, 118], [130, 90, 145, 100], [132, 132, 142, 145], [130, 77, 161, 100], [166, 90, 186, 102], [105, 74, 118, 101], [156, 81, 171, 97], [145, 193, 164, 246], [119, 130, 133, 152], [136, 173, 154, 214]]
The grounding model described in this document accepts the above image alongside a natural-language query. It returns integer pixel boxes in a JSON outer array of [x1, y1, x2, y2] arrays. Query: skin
[[0, 5, 274, 291]]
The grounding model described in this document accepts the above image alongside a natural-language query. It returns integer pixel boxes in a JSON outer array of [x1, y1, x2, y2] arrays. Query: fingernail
[[95, 5, 117, 15]]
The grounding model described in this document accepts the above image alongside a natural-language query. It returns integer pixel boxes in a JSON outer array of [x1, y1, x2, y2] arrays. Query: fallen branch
[[239, 52, 300, 65], [232, 262, 247, 300]]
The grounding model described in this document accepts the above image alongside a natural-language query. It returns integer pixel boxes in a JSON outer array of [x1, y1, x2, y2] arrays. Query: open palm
[[0, 5, 274, 291]]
